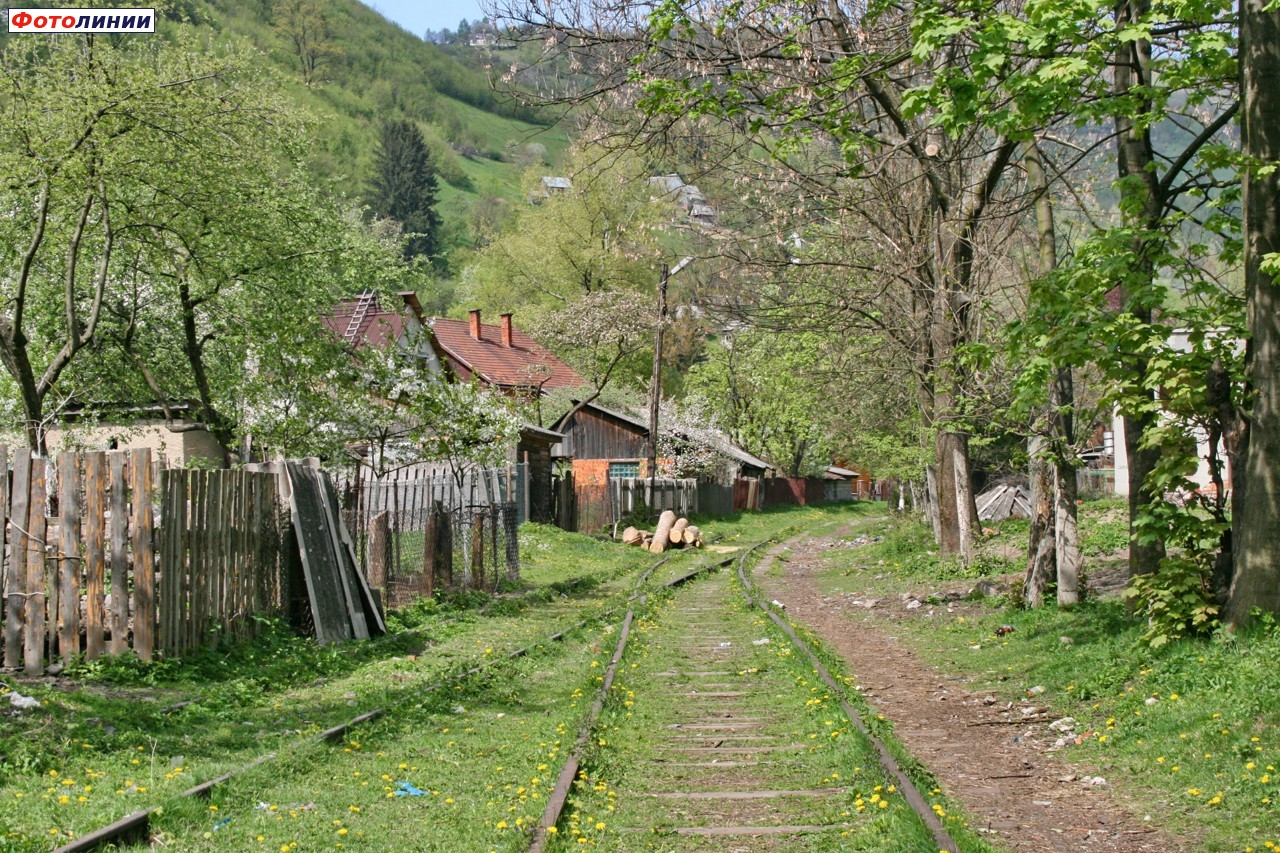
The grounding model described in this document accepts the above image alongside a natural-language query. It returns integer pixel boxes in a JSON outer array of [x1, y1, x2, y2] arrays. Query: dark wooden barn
[[551, 402, 651, 483]]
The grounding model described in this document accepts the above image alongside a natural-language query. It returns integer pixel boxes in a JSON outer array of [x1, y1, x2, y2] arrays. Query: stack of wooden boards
[[976, 483, 1033, 521], [285, 462, 386, 645], [620, 510, 704, 553]]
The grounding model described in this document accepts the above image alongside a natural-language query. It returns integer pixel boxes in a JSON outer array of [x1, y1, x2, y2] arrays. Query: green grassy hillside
[[168, 0, 571, 256]]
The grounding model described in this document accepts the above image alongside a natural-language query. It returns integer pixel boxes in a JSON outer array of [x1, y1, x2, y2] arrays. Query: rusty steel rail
[[53, 551, 709, 853], [735, 540, 960, 853], [527, 552, 741, 852]]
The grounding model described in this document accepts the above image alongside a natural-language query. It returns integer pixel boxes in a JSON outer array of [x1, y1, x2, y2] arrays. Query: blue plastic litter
[[394, 781, 427, 797], [213, 817, 232, 831]]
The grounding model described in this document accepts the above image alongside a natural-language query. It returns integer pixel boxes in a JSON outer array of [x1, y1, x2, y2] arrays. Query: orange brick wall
[[573, 459, 610, 486]]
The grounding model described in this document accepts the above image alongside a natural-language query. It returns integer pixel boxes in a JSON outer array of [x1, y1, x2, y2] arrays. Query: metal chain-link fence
[[342, 465, 525, 609]]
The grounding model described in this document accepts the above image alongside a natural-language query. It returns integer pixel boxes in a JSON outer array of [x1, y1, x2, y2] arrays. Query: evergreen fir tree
[[368, 119, 442, 264]]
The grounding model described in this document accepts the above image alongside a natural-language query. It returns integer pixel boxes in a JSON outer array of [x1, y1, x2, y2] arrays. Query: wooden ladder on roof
[[343, 290, 377, 344]]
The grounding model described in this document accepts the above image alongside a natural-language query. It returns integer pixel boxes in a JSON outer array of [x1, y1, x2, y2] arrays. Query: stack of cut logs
[[620, 510, 703, 553]]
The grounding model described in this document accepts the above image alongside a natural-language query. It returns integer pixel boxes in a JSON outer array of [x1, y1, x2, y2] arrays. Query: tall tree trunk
[[1122, 410, 1165, 576], [951, 434, 978, 562], [934, 430, 962, 554], [1226, 0, 1280, 624], [15, 373, 47, 455], [1113, 0, 1167, 577], [1026, 140, 1082, 604], [1054, 369, 1081, 606], [1025, 436, 1056, 607], [1207, 356, 1247, 602], [178, 281, 234, 465], [1054, 468, 1081, 605]]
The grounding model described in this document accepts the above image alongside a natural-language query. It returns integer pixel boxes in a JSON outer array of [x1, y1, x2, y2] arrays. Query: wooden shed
[[551, 401, 651, 485]]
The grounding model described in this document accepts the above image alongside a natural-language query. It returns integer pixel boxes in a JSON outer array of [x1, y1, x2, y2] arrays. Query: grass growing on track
[[553, 563, 942, 850], [146, 628, 616, 852], [0, 524, 675, 849], [805, 502, 1280, 851]]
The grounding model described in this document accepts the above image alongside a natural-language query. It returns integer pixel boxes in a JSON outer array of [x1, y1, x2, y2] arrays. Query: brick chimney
[[500, 313, 513, 348], [468, 308, 481, 340]]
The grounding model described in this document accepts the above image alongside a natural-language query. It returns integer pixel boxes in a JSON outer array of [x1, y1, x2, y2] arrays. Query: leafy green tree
[[501, 0, 1039, 562], [908, 0, 1240, 593], [408, 380, 523, 487], [368, 119, 444, 265], [0, 32, 354, 454], [686, 330, 834, 477], [460, 148, 669, 319], [528, 290, 652, 426], [273, 0, 341, 85]]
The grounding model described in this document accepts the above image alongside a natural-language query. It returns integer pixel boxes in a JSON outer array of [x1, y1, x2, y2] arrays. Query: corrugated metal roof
[[520, 423, 565, 443], [552, 401, 773, 473], [718, 440, 772, 472]]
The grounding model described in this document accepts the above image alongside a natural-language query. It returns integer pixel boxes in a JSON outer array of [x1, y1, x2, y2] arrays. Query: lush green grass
[[147, 631, 610, 851], [0, 505, 884, 850], [1, 507, 867, 850], [0, 522, 693, 849], [805, 501, 1280, 851]]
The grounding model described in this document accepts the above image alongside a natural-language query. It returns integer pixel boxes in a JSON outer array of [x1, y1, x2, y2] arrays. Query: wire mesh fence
[[341, 464, 525, 609]]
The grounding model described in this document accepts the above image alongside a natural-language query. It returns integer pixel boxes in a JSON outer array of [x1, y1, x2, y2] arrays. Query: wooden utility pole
[[646, 257, 693, 506], [646, 262, 669, 488]]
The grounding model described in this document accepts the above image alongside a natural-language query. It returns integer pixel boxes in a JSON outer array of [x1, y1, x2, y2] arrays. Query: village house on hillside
[[322, 290, 447, 372], [325, 296, 576, 523], [648, 173, 717, 225], [324, 299, 581, 396]]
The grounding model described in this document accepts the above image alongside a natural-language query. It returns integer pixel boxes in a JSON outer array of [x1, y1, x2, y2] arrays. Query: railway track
[[50, 523, 961, 852], [533, 533, 960, 851], [48, 550, 731, 853]]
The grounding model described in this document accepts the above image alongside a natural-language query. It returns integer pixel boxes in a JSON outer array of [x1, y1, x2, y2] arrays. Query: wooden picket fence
[[609, 477, 699, 519], [0, 447, 285, 675], [156, 468, 285, 655]]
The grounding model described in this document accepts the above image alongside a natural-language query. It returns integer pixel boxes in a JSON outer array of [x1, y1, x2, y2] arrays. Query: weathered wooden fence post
[[24, 459, 47, 676], [108, 453, 128, 655], [470, 513, 485, 590], [504, 504, 519, 583], [57, 452, 81, 666], [489, 505, 499, 589], [130, 449, 154, 660], [83, 452, 107, 659], [368, 511, 389, 599], [421, 506, 437, 599], [3, 447, 25, 669]]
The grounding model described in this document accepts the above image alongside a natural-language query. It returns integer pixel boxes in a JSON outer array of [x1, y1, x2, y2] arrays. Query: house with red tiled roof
[[429, 309, 582, 394], [324, 297, 576, 525]]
